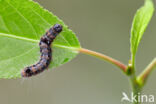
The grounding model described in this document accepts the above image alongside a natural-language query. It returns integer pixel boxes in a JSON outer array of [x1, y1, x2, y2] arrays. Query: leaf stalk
[[137, 58, 156, 86], [78, 48, 127, 73]]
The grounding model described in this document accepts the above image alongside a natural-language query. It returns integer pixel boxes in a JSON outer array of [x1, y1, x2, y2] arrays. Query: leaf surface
[[0, 0, 80, 78], [130, 0, 154, 62]]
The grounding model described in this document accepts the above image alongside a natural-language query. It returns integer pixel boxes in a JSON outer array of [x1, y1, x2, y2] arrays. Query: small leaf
[[0, 0, 80, 79], [130, 0, 154, 62]]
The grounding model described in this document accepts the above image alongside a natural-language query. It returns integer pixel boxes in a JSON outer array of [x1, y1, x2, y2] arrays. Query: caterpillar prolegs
[[21, 24, 63, 77]]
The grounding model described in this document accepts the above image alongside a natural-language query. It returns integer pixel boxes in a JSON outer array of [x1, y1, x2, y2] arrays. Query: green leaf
[[130, 0, 154, 63], [0, 0, 80, 79]]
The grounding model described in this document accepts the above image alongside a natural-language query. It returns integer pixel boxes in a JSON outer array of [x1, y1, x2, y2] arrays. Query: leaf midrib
[[0, 32, 79, 51], [2, 0, 78, 50]]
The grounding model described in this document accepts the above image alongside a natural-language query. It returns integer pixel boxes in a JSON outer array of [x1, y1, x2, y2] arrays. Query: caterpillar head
[[53, 24, 63, 33]]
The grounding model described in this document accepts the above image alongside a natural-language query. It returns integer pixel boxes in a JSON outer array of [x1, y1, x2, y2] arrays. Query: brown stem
[[78, 48, 127, 72], [137, 58, 156, 86]]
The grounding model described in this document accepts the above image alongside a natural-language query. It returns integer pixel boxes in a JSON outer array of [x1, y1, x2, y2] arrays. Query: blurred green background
[[0, 0, 156, 104]]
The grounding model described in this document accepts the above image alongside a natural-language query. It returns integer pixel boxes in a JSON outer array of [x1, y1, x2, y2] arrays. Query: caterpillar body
[[21, 24, 63, 77]]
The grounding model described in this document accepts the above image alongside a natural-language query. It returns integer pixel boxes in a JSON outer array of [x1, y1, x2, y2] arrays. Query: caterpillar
[[21, 24, 63, 77]]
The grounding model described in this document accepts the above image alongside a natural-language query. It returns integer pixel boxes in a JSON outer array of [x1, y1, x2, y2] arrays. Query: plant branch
[[128, 60, 141, 104], [78, 48, 127, 73], [137, 58, 156, 86]]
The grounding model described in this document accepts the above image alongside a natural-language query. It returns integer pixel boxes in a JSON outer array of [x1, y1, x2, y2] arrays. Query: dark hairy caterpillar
[[21, 24, 63, 77]]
